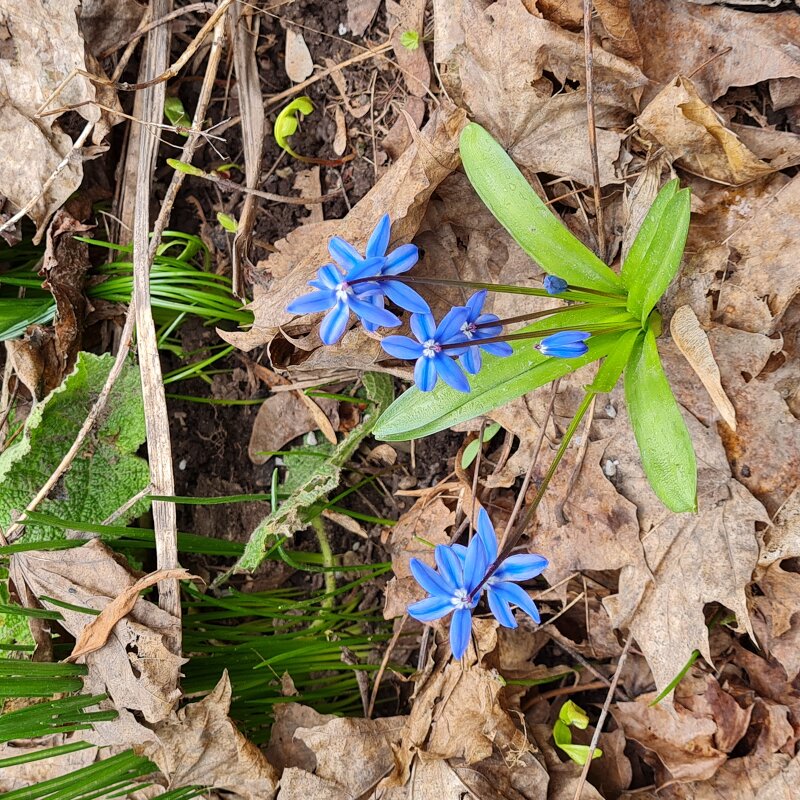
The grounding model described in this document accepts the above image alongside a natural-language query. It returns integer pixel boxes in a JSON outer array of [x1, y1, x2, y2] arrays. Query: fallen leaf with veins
[[67, 568, 196, 662]]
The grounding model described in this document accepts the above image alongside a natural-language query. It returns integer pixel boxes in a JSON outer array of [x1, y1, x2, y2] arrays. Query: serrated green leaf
[[459, 123, 623, 294], [234, 373, 393, 572], [0, 352, 150, 544], [624, 328, 697, 512], [586, 328, 642, 395], [621, 178, 678, 291], [624, 186, 691, 324], [375, 307, 637, 442]]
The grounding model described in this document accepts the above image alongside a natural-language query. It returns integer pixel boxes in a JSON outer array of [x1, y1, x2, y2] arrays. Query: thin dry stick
[[132, 0, 181, 637], [572, 631, 633, 800], [583, 0, 606, 259], [367, 613, 407, 718]]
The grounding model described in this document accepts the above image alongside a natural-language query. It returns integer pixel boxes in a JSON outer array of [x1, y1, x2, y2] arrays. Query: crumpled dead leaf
[[139, 671, 279, 800], [637, 76, 773, 185], [284, 28, 314, 83]]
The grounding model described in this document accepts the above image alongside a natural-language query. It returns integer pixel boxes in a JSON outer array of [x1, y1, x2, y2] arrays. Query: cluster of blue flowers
[[408, 508, 548, 659], [286, 215, 590, 393]]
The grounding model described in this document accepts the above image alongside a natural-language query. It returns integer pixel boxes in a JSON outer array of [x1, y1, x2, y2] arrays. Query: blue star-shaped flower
[[380, 308, 471, 393], [535, 330, 590, 358], [407, 536, 488, 660], [457, 290, 514, 375]]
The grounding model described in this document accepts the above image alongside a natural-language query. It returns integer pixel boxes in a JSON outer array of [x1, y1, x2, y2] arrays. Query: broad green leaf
[[586, 328, 642, 395], [375, 307, 637, 442], [624, 186, 691, 324], [624, 328, 697, 512], [235, 373, 393, 572], [459, 123, 623, 294], [620, 178, 678, 291], [274, 96, 314, 159]]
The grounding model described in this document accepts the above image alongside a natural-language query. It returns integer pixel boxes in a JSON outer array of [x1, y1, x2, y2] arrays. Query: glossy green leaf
[[624, 327, 697, 512], [375, 307, 637, 441], [586, 328, 642, 395], [553, 702, 603, 765], [459, 123, 623, 294], [624, 185, 691, 324]]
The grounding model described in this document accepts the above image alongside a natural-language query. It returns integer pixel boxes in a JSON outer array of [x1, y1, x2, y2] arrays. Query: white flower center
[[460, 321, 476, 340], [422, 338, 438, 358], [451, 588, 471, 609], [335, 282, 352, 302]]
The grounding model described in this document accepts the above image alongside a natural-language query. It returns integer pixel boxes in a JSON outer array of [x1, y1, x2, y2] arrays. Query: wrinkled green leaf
[[376, 307, 637, 442], [624, 327, 697, 512], [623, 184, 691, 324], [274, 96, 314, 159], [235, 373, 393, 572], [459, 123, 623, 294]]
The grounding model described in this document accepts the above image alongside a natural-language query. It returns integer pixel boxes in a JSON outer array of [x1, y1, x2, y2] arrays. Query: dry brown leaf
[[266, 703, 336, 773], [388, 0, 430, 98], [0, 0, 117, 239], [759, 488, 800, 567], [670, 305, 736, 430], [78, 0, 146, 57], [276, 769, 346, 800], [346, 0, 382, 37], [293, 166, 325, 225], [637, 76, 772, 185], [332, 106, 347, 156], [67, 568, 195, 662], [0, 737, 99, 793], [219, 102, 466, 353], [284, 28, 314, 83], [630, 0, 800, 102], [731, 124, 800, 173], [140, 671, 279, 800], [752, 562, 800, 682], [10, 540, 183, 724]]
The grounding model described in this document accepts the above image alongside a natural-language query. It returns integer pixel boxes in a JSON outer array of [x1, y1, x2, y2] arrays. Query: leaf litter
[[2, 0, 800, 798]]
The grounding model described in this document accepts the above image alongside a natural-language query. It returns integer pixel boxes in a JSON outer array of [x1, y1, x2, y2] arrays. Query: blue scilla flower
[[543, 274, 569, 295], [286, 259, 401, 345], [464, 508, 548, 628], [381, 308, 471, 393], [457, 290, 514, 375], [535, 330, 590, 358], [407, 536, 488, 659]]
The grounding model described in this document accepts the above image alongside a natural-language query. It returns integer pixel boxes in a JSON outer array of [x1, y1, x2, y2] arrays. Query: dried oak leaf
[[752, 562, 800, 683], [436, 0, 646, 186], [637, 76, 772, 186], [10, 540, 183, 724], [630, 0, 800, 102], [220, 102, 466, 354], [140, 671, 279, 800]]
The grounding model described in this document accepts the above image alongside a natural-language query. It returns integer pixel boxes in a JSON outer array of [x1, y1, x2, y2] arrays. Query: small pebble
[[605, 402, 617, 419], [178, 458, 187, 471], [338, 23, 348, 35], [603, 458, 619, 478]]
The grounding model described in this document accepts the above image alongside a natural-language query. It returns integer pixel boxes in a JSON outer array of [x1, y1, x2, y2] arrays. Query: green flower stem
[[311, 516, 337, 612], [469, 391, 594, 600], [473, 303, 608, 329]]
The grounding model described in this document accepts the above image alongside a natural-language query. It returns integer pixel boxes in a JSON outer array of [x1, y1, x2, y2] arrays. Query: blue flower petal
[[481, 341, 514, 357], [408, 595, 454, 622], [319, 302, 350, 345], [450, 607, 473, 659], [435, 545, 463, 589], [493, 553, 548, 583], [465, 290, 487, 321], [432, 354, 470, 393], [460, 346, 482, 375], [317, 263, 343, 289], [384, 243, 419, 274], [490, 581, 541, 624], [328, 236, 363, 270], [366, 214, 390, 259], [360, 295, 385, 333], [463, 535, 488, 594], [410, 313, 436, 343], [436, 305, 469, 343], [415, 356, 437, 391], [537, 331, 590, 358], [476, 507, 499, 562], [348, 295, 401, 328], [383, 280, 430, 314], [451, 543, 467, 561], [410, 557, 455, 596], [543, 274, 568, 295], [487, 588, 517, 628], [380, 335, 424, 360], [346, 255, 384, 282], [286, 290, 335, 315]]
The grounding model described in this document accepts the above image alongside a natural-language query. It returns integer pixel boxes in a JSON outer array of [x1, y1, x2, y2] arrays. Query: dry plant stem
[[132, 0, 180, 639], [367, 613, 407, 718], [583, 0, 606, 258], [555, 394, 596, 523], [468, 419, 487, 541], [572, 631, 633, 800], [536, 679, 611, 701]]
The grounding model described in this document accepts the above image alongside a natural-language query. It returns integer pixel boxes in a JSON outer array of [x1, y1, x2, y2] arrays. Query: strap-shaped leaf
[[586, 328, 643, 395], [375, 307, 637, 441], [624, 185, 691, 324], [624, 328, 697, 512], [459, 123, 623, 294]]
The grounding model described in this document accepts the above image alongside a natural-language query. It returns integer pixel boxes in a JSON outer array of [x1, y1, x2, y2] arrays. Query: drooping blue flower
[[535, 330, 590, 358], [381, 308, 471, 393], [543, 274, 569, 295], [457, 290, 514, 375], [286, 259, 401, 345], [407, 535, 488, 660], [467, 507, 547, 628]]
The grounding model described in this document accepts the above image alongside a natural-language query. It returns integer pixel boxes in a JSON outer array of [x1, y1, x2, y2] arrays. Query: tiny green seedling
[[216, 212, 238, 233], [164, 96, 190, 135], [273, 96, 315, 160], [553, 700, 603, 765], [400, 30, 421, 50]]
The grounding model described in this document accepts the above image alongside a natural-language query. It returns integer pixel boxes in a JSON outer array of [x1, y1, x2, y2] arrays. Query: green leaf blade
[[624, 328, 697, 512], [459, 123, 623, 294]]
